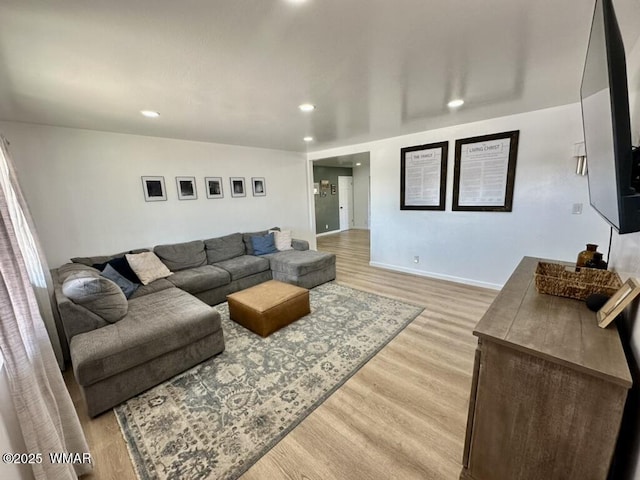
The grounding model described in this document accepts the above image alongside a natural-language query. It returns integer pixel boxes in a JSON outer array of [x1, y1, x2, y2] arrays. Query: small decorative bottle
[[586, 252, 608, 270], [576, 244, 599, 268]]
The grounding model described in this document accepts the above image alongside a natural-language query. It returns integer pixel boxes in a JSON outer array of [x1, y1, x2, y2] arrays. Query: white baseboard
[[368, 261, 502, 290], [316, 230, 342, 237]]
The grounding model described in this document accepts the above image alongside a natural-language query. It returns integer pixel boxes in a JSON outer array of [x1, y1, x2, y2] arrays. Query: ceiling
[[1, 0, 640, 153], [313, 152, 370, 168]]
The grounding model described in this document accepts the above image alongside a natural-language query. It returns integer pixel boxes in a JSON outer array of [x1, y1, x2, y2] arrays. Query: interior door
[[338, 176, 354, 231]]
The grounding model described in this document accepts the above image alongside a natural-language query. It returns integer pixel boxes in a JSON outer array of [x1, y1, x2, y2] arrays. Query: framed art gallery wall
[[0, 121, 313, 267]]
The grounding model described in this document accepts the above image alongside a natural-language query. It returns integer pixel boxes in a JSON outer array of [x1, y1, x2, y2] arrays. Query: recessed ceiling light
[[140, 110, 160, 118], [303, 136, 314, 142], [447, 99, 464, 108], [299, 103, 315, 112], [356, 163, 362, 166]]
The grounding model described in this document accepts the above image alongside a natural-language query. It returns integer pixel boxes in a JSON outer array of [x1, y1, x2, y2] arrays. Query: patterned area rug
[[115, 282, 423, 480]]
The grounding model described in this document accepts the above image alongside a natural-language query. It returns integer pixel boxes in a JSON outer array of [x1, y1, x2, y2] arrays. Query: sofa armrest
[[54, 285, 109, 344], [292, 239, 309, 251]]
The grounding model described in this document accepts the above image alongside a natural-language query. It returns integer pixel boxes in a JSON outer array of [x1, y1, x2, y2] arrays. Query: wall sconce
[[574, 141, 587, 176]]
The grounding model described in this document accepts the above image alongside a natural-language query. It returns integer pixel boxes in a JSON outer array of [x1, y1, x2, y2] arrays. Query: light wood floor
[[65, 229, 497, 480]]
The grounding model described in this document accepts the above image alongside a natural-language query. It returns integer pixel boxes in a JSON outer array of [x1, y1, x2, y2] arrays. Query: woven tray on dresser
[[534, 261, 622, 301]]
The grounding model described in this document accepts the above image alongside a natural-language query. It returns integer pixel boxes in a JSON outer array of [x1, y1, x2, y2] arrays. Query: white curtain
[[0, 139, 64, 369], [0, 136, 92, 478]]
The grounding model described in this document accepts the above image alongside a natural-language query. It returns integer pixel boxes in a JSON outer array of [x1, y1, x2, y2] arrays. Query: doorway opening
[[311, 152, 370, 260], [311, 152, 370, 236]]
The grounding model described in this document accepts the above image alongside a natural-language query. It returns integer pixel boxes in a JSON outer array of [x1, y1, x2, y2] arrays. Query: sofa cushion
[[204, 233, 244, 263], [154, 240, 207, 271], [100, 264, 139, 299], [251, 233, 278, 256], [214, 255, 270, 281], [266, 250, 336, 277], [71, 287, 221, 386], [125, 252, 173, 285], [291, 238, 309, 251], [243, 227, 279, 255], [62, 271, 128, 323], [128, 278, 174, 299], [270, 229, 293, 251], [167, 265, 231, 294]]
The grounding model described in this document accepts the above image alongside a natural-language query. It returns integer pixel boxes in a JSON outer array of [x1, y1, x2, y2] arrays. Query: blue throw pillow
[[251, 233, 278, 256], [100, 263, 139, 298]]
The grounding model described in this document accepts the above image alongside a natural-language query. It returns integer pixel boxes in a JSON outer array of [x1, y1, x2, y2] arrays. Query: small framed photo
[[205, 177, 224, 199], [230, 177, 246, 197], [141, 176, 167, 202], [176, 176, 197, 200], [252, 177, 266, 196], [597, 277, 640, 328]]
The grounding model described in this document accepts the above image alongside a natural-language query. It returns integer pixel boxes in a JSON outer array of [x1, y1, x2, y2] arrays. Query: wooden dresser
[[460, 257, 632, 480]]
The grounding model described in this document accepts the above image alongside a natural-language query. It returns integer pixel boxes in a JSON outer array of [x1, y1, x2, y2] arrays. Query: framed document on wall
[[400, 141, 448, 210], [452, 130, 519, 211]]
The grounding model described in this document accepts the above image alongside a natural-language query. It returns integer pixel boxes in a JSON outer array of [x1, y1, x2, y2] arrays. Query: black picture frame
[[141, 176, 167, 202], [230, 177, 246, 197], [400, 141, 448, 210], [252, 177, 266, 196], [452, 130, 519, 212], [176, 176, 197, 200], [205, 177, 224, 199]]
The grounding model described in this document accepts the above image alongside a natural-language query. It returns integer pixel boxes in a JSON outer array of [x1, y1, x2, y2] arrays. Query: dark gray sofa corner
[[53, 228, 335, 417]]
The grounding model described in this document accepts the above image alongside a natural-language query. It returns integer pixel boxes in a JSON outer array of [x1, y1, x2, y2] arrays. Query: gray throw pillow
[[100, 264, 139, 299], [62, 271, 128, 323], [56, 263, 101, 283]]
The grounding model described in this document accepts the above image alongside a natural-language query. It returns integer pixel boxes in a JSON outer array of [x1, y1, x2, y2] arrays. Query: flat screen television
[[580, 0, 640, 234]]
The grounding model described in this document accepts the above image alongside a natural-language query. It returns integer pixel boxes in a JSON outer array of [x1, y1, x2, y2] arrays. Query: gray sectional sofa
[[53, 228, 335, 417]]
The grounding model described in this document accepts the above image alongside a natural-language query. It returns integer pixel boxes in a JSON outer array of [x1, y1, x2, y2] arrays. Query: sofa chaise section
[[54, 262, 224, 417], [70, 287, 224, 417], [266, 249, 336, 288]]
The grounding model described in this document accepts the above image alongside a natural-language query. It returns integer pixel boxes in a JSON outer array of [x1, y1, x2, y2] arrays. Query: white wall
[[352, 162, 370, 229], [310, 103, 610, 288], [0, 122, 312, 268]]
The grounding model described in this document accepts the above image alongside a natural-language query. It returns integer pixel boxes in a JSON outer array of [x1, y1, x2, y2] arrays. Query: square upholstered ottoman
[[226, 280, 310, 337]]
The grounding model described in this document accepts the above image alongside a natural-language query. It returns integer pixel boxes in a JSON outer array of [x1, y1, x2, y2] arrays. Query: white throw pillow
[[125, 252, 173, 285], [270, 229, 293, 251]]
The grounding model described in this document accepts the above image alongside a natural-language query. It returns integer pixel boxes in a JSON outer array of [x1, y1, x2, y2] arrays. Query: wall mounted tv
[[580, 0, 640, 234]]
